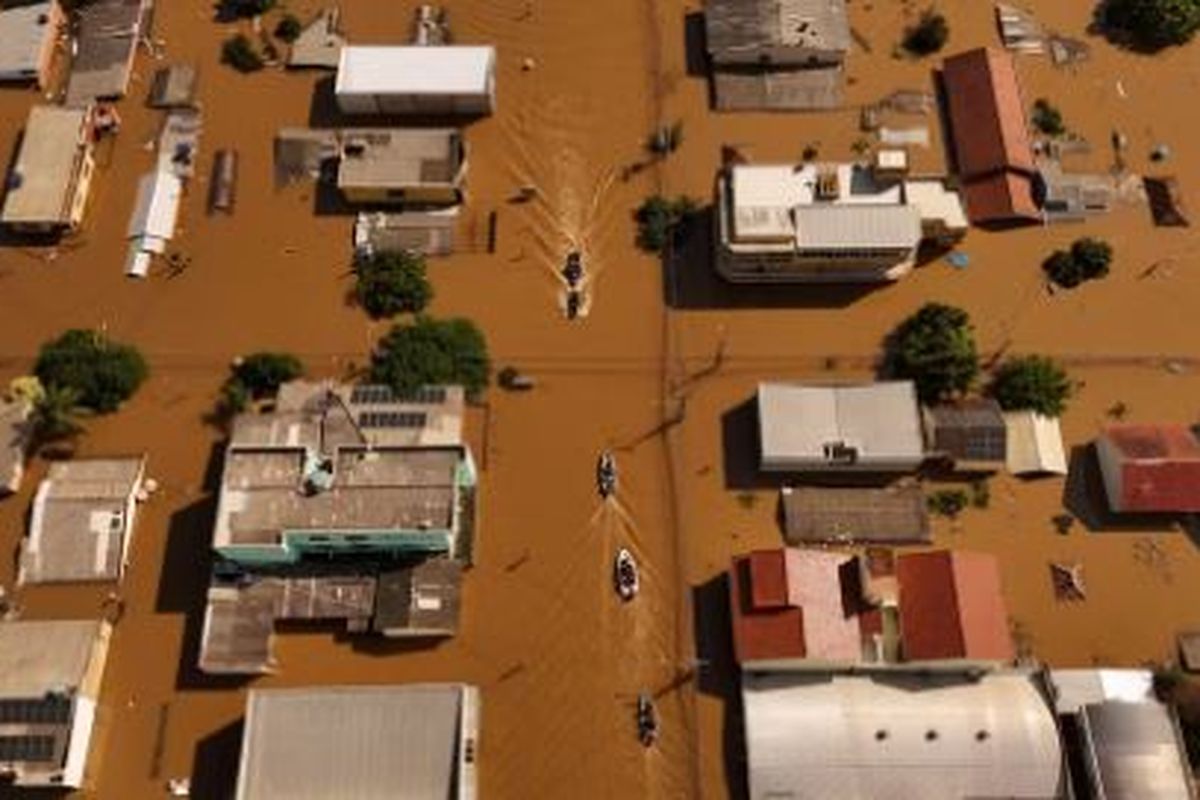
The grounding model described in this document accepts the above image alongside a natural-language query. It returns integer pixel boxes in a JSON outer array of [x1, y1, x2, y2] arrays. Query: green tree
[[274, 14, 302, 42], [1070, 237, 1113, 279], [1032, 99, 1066, 136], [30, 384, 82, 443], [34, 329, 147, 413], [989, 355, 1073, 417], [222, 35, 264, 72], [354, 251, 433, 318], [903, 10, 950, 55], [884, 303, 979, 404], [232, 352, 304, 398], [635, 195, 695, 254], [370, 317, 490, 398], [1103, 0, 1200, 49]]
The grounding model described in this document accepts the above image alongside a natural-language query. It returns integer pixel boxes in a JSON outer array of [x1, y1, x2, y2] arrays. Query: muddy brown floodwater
[[1, 0, 1199, 797]]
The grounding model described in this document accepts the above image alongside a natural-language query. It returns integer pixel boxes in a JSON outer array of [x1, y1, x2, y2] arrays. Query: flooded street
[[1, 0, 1199, 797]]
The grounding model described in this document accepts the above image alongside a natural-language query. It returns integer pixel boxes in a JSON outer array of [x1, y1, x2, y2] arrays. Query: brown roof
[[961, 173, 1039, 223], [896, 551, 1013, 662], [941, 48, 1035, 178], [781, 485, 930, 544], [924, 399, 1008, 464]]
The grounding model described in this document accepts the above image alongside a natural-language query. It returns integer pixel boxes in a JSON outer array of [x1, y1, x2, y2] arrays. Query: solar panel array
[[0, 735, 57, 762], [349, 386, 448, 405], [0, 697, 71, 725], [358, 411, 428, 430]]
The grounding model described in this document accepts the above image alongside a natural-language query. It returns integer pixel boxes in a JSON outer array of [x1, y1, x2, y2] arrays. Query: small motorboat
[[597, 450, 617, 498], [562, 250, 584, 288], [614, 547, 639, 601], [565, 288, 583, 320], [636, 692, 659, 747]]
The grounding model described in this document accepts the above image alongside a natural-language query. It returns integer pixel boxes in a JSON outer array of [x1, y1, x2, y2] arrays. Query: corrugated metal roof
[[782, 484, 930, 544], [1004, 411, 1067, 475], [127, 171, 182, 240], [793, 204, 922, 249], [705, 0, 850, 59], [897, 550, 1013, 662], [924, 399, 1007, 464], [336, 46, 494, 96], [743, 670, 1064, 800], [236, 685, 470, 800], [1081, 701, 1193, 800], [941, 47, 1035, 178]]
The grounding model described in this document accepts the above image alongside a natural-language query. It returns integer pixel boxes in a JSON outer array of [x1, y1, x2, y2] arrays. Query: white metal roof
[[793, 204, 921, 250], [127, 171, 182, 240], [1, 106, 88, 225], [1080, 701, 1193, 800], [904, 179, 969, 230], [1004, 411, 1067, 475], [0, 1, 55, 79], [235, 684, 472, 800], [0, 620, 104, 698], [335, 46, 495, 96], [1051, 669, 1155, 714], [742, 670, 1064, 800], [758, 381, 924, 465]]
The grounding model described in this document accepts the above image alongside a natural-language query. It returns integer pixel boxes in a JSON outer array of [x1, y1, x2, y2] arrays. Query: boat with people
[[596, 450, 617, 498], [636, 692, 659, 747], [562, 250, 584, 288], [614, 547, 639, 601]]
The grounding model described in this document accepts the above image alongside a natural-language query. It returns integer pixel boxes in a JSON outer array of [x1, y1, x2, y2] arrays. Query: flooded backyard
[[1, 0, 1199, 797]]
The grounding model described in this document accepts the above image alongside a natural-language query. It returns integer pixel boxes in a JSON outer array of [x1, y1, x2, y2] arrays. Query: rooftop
[[705, 0, 850, 60], [923, 398, 1008, 465], [20, 456, 146, 584], [1, 106, 90, 226], [757, 381, 924, 470], [235, 684, 477, 800], [373, 558, 462, 636], [1079, 701, 1194, 800], [1100, 424, 1200, 512], [0, 620, 107, 698], [781, 484, 930, 545], [896, 550, 1013, 662], [65, 0, 149, 105], [336, 128, 465, 190], [1, 397, 32, 493], [0, 1, 58, 81], [335, 46, 495, 96], [742, 670, 1064, 800], [1004, 411, 1067, 475]]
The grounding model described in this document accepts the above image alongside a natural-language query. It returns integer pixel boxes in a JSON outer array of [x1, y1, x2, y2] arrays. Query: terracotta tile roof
[[747, 549, 789, 609], [896, 551, 1013, 662], [731, 555, 807, 662], [961, 173, 1040, 223], [942, 48, 1035, 178], [1102, 424, 1200, 512]]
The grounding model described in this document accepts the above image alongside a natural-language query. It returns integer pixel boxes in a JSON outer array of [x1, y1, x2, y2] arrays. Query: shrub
[[222, 35, 264, 72], [1043, 237, 1113, 288], [354, 251, 433, 318], [903, 9, 950, 55], [31, 384, 82, 443], [233, 352, 303, 398], [970, 480, 990, 509], [1032, 98, 1066, 136], [989, 355, 1072, 417], [884, 303, 979, 404], [370, 317, 490, 398], [274, 13, 302, 42], [34, 329, 147, 413], [1103, 0, 1200, 50], [635, 195, 695, 253], [927, 488, 969, 517]]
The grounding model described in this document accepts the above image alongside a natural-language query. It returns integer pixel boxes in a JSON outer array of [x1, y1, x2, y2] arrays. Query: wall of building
[[61, 696, 96, 788], [337, 89, 494, 117], [339, 183, 463, 207], [1094, 436, 1125, 513]]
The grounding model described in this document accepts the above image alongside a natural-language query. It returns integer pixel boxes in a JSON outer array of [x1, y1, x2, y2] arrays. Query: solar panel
[[0, 697, 71, 725], [357, 411, 428, 429], [350, 385, 394, 405], [349, 386, 447, 405], [0, 735, 57, 762]]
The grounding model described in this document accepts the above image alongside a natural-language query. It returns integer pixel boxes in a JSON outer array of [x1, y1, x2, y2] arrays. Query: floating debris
[[996, 4, 1045, 54], [1048, 36, 1090, 66], [947, 251, 970, 269], [1050, 562, 1086, 601]]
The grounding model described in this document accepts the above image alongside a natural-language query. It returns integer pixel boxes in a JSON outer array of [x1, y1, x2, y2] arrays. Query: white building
[[125, 171, 182, 278], [715, 160, 967, 282], [335, 46, 496, 116], [0, 620, 112, 788], [757, 381, 925, 472], [1, 106, 96, 233]]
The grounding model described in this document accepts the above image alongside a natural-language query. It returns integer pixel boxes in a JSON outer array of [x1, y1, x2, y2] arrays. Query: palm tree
[[32, 385, 83, 444]]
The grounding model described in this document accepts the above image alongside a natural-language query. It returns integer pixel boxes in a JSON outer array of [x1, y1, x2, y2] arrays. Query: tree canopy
[[354, 251, 433, 318], [1103, 0, 1200, 49], [222, 35, 264, 72], [884, 303, 979, 404], [34, 329, 147, 413], [370, 317, 490, 398], [233, 352, 304, 398], [1043, 237, 1113, 288], [988, 355, 1073, 417], [635, 195, 695, 254], [903, 10, 950, 55]]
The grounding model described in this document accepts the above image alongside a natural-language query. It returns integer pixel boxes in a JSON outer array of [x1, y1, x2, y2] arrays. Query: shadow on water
[[683, 12, 710, 79], [306, 74, 491, 129], [190, 719, 244, 800], [1061, 443, 1189, 535], [664, 208, 885, 310], [692, 574, 748, 800]]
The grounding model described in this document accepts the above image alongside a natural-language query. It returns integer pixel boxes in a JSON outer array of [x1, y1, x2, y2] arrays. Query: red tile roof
[[962, 173, 1039, 223], [896, 551, 1013, 662], [747, 549, 789, 610], [1103, 424, 1200, 512], [731, 554, 807, 662]]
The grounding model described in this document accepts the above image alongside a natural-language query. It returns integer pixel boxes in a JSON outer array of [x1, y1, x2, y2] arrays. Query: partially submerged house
[[741, 669, 1065, 800], [756, 382, 924, 472], [1096, 424, 1200, 514], [0, 620, 112, 788], [336, 128, 466, 206], [234, 684, 480, 800], [730, 547, 1014, 668], [780, 484, 930, 545], [1004, 411, 1067, 476], [940, 47, 1040, 226], [0, 0, 64, 89], [922, 398, 1008, 472], [287, 8, 345, 69], [335, 46, 496, 116], [354, 209, 458, 257], [200, 381, 478, 674], [1, 105, 96, 233], [704, 0, 849, 111], [19, 456, 146, 584], [125, 171, 183, 278], [714, 161, 966, 282], [1, 396, 33, 495], [64, 0, 151, 106], [147, 63, 198, 109]]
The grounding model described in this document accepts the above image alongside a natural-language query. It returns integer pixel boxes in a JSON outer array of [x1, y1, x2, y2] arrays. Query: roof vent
[[815, 169, 839, 201], [874, 729, 888, 741], [822, 441, 858, 464], [925, 729, 939, 742]]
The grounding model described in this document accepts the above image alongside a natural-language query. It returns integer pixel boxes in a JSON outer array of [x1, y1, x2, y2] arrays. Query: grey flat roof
[[0, 2, 56, 79], [781, 484, 930, 544], [1081, 701, 1193, 800], [64, 0, 148, 104], [743, 670, 1064, 800], [712, 65, 844, 111], [374, 558, 461, 636], [337, 129, 463, 189], [793, 204, 922, 250], [236, 685, 469, 800], [706, 0, 850, 58], [0, 620, 104, 698], [2, 106, 88, 226]]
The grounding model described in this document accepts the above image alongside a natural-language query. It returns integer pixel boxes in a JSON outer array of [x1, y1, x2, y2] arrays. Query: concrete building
[[1, 397, 33, 495], [336, 128, 466, 206], [19, 456, 146, 585], [0, 620, 112, 789], [335, 46, 496, 116], [922, 398, 1008, 472], [1096, 424, 1200, 513], [200, 381, 477, 674], [756, 381, 924, 472], [715, 162, 966, 282], [940, 47, 1040, 225], [234, 684, 480, 800], [1, 106, 96, 233], [741, 669, 1065, 800], [64, 0, 151, 105], [0, 1, 63, 89], [704, 0, 849, 110]]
